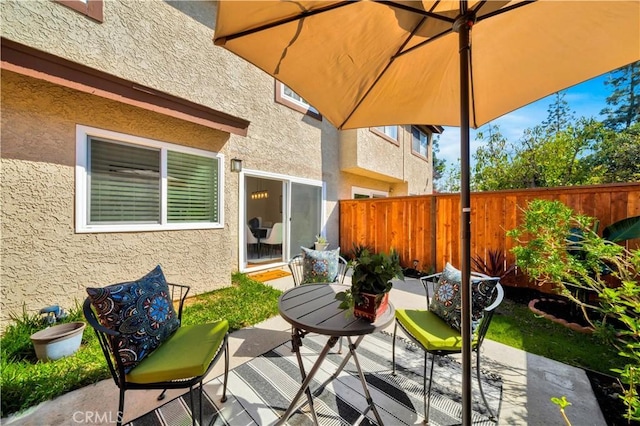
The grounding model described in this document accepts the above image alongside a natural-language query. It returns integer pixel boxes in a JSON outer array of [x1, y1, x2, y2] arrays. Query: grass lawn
[[488, 298, 626, 375], [1, 274, 625, 418]]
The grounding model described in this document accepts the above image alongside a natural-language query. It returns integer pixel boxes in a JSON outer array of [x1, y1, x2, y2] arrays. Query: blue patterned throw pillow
[[86, 265, 180, 373], [301, 246, 340, 283], [429, 263, 498, 333]]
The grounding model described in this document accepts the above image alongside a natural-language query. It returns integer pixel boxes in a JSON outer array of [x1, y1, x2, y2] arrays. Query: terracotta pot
[[354, 292, 389, 322]]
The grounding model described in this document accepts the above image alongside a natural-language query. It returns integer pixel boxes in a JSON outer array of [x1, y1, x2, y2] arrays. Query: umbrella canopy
[[214, 1, 639, 424], [215, 1, 639, 130]]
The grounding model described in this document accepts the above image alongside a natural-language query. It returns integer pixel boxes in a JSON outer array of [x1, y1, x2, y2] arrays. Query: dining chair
[[392, 265, 503, 424], [83, 266, 229, 426], [261, 222, 283, 257], [246, 224, 259, 258]]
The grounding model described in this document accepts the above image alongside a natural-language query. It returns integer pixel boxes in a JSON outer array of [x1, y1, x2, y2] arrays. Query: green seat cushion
[[396, 309, 478, 352], [126, 320, 228, 384]]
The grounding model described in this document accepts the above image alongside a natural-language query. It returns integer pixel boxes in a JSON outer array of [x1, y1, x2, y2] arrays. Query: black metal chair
[[392, 272, 504, 424], [83, 283, 229, 426], [287, 253, 351, 353], [288, 254, 350, 286]]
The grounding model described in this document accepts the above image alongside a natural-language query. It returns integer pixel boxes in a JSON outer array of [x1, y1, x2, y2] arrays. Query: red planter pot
[[354, 292, 390, 322]]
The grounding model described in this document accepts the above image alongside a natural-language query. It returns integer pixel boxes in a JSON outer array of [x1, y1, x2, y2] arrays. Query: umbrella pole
[[456, 10, 474, 426]]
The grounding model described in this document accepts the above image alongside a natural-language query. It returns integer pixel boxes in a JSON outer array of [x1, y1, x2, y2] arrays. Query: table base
[[275, 328, 385, 426]]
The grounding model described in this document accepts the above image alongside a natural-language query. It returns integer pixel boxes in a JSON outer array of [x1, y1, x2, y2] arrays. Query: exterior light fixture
[[230, 158, 243, 173]]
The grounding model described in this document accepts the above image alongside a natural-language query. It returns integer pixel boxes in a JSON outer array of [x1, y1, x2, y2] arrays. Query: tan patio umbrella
[[214, 1, 640, 423]]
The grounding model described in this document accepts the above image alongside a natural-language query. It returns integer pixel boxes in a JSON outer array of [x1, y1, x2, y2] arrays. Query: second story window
[[275, 81, 321, 120], [371, 125, 399, 144], [411, 126, 429, 159]]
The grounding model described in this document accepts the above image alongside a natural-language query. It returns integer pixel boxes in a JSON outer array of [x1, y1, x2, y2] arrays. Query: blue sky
[[436, 73, 611, 166]]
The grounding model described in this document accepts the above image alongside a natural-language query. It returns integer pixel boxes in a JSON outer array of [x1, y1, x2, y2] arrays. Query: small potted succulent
[[314, 234, 329, 251], [336, 245, 404, 321]]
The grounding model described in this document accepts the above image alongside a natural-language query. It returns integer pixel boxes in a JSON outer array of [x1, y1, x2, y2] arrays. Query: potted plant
[[314, 235, 329, 251], [336, 245, 404, 321]]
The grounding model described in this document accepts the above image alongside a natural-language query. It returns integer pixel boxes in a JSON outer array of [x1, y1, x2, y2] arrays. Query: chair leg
[[189, 385, 196, 426], [199, 380, 204, 426], [392, 322, 398, 375], [157, 389, 167, 401], [476, 350, 496, 421], [117, 388, 125, 426], [221, 339, 229, 403], [424, 352, 435, 425]]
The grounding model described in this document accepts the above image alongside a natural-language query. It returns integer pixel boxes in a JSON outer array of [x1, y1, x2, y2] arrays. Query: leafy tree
[[436, 159, 461, 193], [542, 90, 576, 136], [601, 61, 640, 131], [584, 122, 640, 183], [431, 135, 447, 183], [472, 125, 519, 190]]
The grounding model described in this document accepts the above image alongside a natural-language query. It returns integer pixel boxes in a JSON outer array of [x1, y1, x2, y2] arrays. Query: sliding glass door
[[240, 172, 323, 272], [289, 183, 322, 257]]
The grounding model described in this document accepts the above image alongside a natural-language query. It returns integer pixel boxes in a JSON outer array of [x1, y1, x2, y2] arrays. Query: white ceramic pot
[[314, 242, 329, 251], [30, 321, 86, 361]]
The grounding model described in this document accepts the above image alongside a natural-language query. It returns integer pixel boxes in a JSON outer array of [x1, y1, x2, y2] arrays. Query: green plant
[[315, 235, 327, 244], [551, 396, 572, 426], [337, 246, 404, 310], [507, 199, 640, 422]]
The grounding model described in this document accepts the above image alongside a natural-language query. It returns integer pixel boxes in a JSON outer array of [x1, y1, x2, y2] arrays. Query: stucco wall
[[0, 0, 433, 325], [0, 71, 235, 326]]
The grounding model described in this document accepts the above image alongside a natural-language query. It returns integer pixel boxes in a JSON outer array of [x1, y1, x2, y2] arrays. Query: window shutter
[[167, 151, 218, 222], [89, 139, 160, 223]]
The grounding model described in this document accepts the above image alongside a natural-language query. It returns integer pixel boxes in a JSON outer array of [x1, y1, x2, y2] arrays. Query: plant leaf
[[603, 215, 640, 243]]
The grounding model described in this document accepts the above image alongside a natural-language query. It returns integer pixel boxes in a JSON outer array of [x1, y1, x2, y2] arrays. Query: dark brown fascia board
[[1, 37, 250, 136], [415, 124, 444, 134]]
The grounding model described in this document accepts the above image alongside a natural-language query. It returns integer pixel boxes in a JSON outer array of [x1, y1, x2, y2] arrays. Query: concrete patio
[[4, 272, 607, 425]]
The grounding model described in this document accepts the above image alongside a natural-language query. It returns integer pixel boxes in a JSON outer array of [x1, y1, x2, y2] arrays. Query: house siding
[[1, 0, 434, 326], [1, 71, 232, 322]]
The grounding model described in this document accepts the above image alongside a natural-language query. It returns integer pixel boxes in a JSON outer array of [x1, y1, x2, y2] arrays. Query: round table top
[[278, 283, 395, 337]]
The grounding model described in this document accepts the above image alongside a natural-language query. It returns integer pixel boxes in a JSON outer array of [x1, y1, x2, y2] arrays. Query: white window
[[76, 125, 224, 233], [351, 186, 388, 199], [372, 125, 399, 143], [275, 81, 321, 120], [411, 126, 429, 158]]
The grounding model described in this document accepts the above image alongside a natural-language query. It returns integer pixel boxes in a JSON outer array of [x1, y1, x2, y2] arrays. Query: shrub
[[507, 199, 640, 422]]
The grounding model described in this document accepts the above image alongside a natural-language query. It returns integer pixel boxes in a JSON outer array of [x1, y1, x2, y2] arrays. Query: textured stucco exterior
[[1, 0, 434, 327], [1, 70, 234, 323]]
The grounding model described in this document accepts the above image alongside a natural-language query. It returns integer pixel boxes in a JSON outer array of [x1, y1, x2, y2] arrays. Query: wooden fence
[[339, 183, 640, 289]]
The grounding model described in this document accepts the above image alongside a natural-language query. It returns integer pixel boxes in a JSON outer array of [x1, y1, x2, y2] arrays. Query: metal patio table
[[277, 283, 394, 425]]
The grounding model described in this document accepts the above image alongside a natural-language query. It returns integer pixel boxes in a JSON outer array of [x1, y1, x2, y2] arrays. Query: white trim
[[75, 124, 224, 233]]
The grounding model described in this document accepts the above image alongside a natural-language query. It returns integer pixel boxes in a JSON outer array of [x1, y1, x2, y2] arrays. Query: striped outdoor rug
[[128, 332, 502, 425]]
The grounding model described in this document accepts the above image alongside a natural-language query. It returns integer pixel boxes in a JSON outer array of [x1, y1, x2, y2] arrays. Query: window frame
[[75, 125, 224, 233], [274, 81, 322, 121], [370, 126, 400, 146], [351, 186, 389, 199], [55, 0, 104, 22], [411, 125, 429, 160]]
